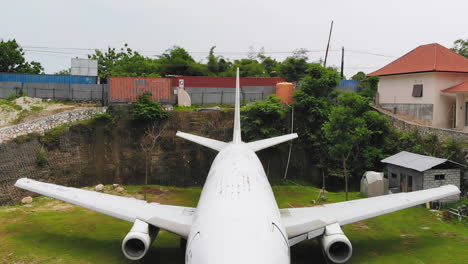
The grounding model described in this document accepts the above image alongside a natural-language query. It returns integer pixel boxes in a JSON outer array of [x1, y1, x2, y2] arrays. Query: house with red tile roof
[[368, 43, 468, 129]]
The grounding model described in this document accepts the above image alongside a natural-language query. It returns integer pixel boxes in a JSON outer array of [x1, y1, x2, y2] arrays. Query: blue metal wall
[[0, 73, 97, 84], [339, 80, 359, 87]]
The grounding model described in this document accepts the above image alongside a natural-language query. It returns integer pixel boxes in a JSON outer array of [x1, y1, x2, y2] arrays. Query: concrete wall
[[0, 82, 107, 102], [185, 86, 276, 105], [377, 72, 468, 128], [423, 168, 460, 202], [379, 103, 433, 124]]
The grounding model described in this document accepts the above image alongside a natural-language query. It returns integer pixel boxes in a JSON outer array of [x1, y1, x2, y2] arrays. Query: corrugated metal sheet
[[339, 80, 359, 87], [109, 77, 172, 103], [172, 76, 285, 88], [0, 73, 97, 84], [381, 151, 465, 172]]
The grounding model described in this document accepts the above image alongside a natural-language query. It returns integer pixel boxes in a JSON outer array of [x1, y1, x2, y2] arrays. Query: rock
[[116, 187, 125, 193], [113, 184, 119, 187], [95, 184, 104, 192], [21, 196, 33, 204]]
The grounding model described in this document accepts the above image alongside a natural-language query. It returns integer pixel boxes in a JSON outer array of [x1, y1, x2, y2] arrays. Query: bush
[[131, 93, 169, 122], [36, 148, 48, 168]]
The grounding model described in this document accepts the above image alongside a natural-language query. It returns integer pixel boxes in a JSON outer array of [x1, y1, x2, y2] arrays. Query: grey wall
[[185, 86, 276, 105], [0, 82, 108, 102], [423, 168, 460, 202], [379, 103, 433, 124], [386, 164, 424, 192]]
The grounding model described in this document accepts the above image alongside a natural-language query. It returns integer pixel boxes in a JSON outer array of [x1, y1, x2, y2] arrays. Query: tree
[[352, 71, 379, 99], [451, 39, 468, 58], [140, 122, 166, 201], [158, 46, 209, 76], [241, 95, 287, 141], [323, 92, 389, 200], [279, 49, 309, 82], [206, 46, 232, 76], [88, 44, 160, 81], [292, 63, 340, 185], [55, 68, 70, 75], [0, 39, 43, 74]]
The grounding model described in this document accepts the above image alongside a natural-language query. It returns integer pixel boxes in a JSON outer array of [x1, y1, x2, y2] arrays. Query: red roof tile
[[442, 81, 468, 93], [368, 43, 468, 76]]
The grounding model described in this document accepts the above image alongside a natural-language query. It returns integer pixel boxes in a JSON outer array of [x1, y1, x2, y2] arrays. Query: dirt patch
[[0, 96, 97, 128], [355, 221, 370, 230], [139, 186, 166, 195]]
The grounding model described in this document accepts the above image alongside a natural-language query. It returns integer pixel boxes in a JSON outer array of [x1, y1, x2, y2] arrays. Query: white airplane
[[15, 69, 460, 263]]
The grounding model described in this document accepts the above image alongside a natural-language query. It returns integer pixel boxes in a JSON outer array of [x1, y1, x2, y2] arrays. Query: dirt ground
[[0, 96, 98, 128]]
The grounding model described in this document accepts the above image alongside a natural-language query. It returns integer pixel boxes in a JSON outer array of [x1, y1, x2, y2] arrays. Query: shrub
[[131, 93, 169, 122], [36, 147, 48, 168]]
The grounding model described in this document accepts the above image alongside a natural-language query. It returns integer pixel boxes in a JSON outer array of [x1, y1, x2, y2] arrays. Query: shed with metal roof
[[381, 151, 464, 202]]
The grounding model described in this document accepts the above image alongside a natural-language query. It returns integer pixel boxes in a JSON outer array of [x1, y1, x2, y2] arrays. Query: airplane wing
[[15, 178, 194, 238], [281, 185, 459, 246]]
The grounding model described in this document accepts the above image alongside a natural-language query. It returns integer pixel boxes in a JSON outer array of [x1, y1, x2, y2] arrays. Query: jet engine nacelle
[[320, 223, 353, 264], [122, 219, 159, 260]]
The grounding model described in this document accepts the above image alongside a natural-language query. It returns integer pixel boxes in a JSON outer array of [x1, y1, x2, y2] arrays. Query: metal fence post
[[201, 91, 204, 105], [220, 90, 224, 105]]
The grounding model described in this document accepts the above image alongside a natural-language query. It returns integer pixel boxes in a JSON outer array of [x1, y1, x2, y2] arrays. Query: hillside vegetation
[[0, 184, 466, 264]]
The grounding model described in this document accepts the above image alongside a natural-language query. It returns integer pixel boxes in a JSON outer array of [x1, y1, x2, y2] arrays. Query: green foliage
[[158, 46, 209, 76], [0, 39, 43, 74], [36, 147, 48, 168], [279, 49, 309, 82], [131, 93, 169, 122], [206, 46, 231, 76], [40, 124, 70, 147], [0, 97, 21, 111], [91, 112, 113, 122], [55, 68, 71, 75], [385, 129, 467, 164], [352, 71, 379, 99], [89, 44, 162, 80], [299, 64, 341, 97], [241, 95, 287, 141], [323, 92, 390, 178], [451, 39, 468, 58]]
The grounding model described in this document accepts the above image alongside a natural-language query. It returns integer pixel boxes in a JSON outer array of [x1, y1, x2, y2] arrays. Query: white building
[[369, 43, 468, 129]]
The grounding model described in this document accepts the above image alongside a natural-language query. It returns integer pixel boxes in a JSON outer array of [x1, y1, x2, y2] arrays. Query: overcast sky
[[1, 0, 466, 77]]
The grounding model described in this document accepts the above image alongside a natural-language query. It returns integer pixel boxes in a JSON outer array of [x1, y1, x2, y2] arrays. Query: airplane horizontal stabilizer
[[247, 133, 298, 152], [176, 131, 227, 151]]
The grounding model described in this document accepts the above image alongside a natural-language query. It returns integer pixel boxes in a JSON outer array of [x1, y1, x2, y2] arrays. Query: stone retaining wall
[[372, 105, 468, 141], [0, 107, 107, 143]]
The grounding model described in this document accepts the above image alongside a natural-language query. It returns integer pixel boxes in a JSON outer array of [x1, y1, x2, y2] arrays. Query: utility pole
[[340, 47, 344, 79], [323, 20, 334, 67]]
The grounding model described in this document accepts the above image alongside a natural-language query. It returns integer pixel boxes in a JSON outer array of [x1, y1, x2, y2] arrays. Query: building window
[[391, 173, 397, 178], [434, 174, 445, 181], [412, 84, 423, 97]]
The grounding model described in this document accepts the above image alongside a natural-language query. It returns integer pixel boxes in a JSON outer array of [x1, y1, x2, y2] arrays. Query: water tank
[[276, 82, 294, 104]]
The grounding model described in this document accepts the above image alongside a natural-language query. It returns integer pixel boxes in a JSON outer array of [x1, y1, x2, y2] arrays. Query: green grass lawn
[[0, 185, 466, 264]]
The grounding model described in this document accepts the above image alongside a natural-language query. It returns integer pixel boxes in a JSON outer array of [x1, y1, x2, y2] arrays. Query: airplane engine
[[122, 219, 159, 260], [320, 223, 353, 264]]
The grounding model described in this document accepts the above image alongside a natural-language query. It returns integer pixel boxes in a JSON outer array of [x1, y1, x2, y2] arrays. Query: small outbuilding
[[360, 171, 389, 197], [381, 151, 465, 202]]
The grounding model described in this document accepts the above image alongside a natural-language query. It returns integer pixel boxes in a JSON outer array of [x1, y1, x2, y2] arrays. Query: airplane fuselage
[[186, 143, 290, 264]]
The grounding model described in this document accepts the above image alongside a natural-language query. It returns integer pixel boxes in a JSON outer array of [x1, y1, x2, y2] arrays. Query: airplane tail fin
[[233, 68, 242, 144]]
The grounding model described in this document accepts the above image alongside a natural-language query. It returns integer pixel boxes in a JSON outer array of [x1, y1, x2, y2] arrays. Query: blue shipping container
[[0, 73, 97, 84]]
